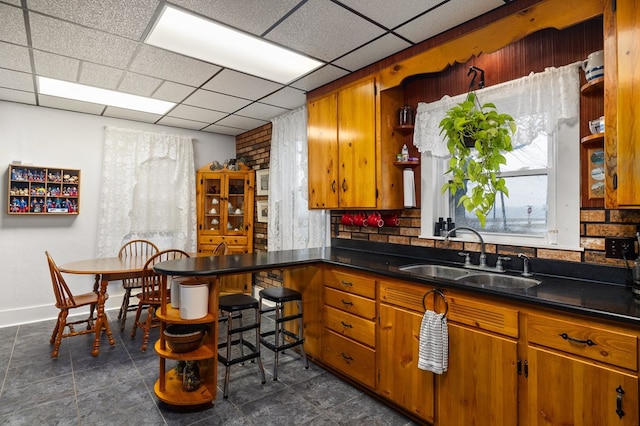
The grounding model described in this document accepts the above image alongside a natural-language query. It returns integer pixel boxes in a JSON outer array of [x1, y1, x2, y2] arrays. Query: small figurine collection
[[8, 165, 80, 214]]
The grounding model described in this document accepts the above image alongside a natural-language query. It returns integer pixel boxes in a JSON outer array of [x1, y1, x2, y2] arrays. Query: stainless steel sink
[[459, 273, 541, 289], [399, 264, 472, 280]]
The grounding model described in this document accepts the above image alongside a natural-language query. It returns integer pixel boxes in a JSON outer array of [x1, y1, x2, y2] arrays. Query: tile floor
[[0, 310, 417, 425]]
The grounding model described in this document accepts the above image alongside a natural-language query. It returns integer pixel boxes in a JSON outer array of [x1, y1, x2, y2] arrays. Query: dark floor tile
[[0, 393, 79, 426], [4, 350, 72, 389], [0, 373, 75, 416], [76, 376, 156, 422], [311, 392, 415, 426], [291, 371, 363, 410], [236, 385, 324, 426]]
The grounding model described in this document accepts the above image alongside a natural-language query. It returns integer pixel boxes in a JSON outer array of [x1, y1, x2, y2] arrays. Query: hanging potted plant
[[439, 92, 516, 228]]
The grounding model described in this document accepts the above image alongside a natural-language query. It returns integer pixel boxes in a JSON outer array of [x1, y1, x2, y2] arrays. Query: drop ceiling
[[0, 0, 508, 136]]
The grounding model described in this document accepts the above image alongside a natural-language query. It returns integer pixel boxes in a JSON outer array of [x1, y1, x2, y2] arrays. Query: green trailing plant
[[439, 92, 516, 228]]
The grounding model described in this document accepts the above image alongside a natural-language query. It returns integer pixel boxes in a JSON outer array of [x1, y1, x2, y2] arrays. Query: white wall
[[0, 101, 236, 327]]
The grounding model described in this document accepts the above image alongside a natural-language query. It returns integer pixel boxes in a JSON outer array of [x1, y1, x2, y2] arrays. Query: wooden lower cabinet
[[298, 267, 640, 425], [527, 346, 639, 425], [378, 303, 435, 423], [437, 322, 518, 426]]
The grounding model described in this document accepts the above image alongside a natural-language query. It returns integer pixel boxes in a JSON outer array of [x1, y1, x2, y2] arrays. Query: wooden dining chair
[[212, 241, 230, 256], [130, 249, 190, 351], [117, 239, 159, 331], [46, 251, 109, 358]]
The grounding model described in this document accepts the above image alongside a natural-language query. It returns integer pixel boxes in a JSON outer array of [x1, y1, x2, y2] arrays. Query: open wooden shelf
[[580, 133, 604, 144], [580, 76, 604, 95]]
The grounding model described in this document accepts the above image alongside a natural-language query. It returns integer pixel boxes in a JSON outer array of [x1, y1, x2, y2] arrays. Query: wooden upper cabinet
[[308, 93, 339, 209], [606, 0, 640, 208], [308, 78, 378, 209]]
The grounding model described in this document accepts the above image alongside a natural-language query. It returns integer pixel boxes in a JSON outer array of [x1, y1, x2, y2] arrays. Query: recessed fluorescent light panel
[[37, 76, 175, 114], [146, 6, 322, 84]]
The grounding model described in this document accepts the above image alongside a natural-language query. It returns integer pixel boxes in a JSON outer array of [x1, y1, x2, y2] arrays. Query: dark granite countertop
[[155, 245, 640, 328]]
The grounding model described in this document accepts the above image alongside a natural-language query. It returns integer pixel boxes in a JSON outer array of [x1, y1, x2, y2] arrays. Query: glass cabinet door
[[203, 176, 222, 235], [226, 177, 246, 235]]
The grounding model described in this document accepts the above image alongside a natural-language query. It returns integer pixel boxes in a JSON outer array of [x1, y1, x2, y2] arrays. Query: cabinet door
[[307, 93, 339, 209], [338, 78, 377, 208], [378, 303, 435, 424], [613, 0, 640, 207], [528, 346, 639, 425], [437, 322, 518, 426], [199, 174, 224, 236]]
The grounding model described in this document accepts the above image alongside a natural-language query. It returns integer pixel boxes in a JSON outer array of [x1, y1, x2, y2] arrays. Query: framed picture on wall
[[257, 200, 268, 223], [256, 169, 269, 196]]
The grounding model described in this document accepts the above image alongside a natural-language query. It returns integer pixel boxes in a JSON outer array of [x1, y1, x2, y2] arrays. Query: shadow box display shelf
[[8, 164, 80, 215]]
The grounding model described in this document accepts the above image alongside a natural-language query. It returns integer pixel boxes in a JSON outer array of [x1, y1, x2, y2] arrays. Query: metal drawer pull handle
[[340, 321, 353, 328], [341, 299, 353, 306], [340, 280, 353, 286], [340, 352, 353, 361], [331, 180, 336, 193], [558, 333, 595, 346], [616, 386, 625, 418]]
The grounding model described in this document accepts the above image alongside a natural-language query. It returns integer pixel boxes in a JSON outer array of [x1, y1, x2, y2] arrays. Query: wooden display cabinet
[[8, 164, 80, 215]]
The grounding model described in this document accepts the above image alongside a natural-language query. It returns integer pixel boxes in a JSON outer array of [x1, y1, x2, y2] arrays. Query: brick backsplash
[[237, 123, 640, 287]]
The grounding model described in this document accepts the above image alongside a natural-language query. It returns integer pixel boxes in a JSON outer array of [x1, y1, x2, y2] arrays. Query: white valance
[[413, 62, 581, 157]]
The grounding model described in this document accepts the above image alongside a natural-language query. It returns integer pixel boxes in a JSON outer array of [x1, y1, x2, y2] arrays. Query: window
[[414, 64, 581, 248]]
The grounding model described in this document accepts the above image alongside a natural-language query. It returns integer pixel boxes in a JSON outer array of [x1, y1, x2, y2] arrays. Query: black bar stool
[[217, 293, 266, 399], [259, 287, 308, 380]]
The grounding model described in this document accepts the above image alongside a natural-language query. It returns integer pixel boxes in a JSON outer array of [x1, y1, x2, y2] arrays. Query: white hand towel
[[403, 168, 416, 208], [418, 309, 448, 374]]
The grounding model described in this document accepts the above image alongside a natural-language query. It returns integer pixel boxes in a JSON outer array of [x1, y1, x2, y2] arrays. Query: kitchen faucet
[[444, 226, 487, 268]]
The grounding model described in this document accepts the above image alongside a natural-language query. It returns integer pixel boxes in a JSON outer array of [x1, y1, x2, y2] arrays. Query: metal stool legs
[[259, 287, 309, 381], [218, 294, 266, 399]]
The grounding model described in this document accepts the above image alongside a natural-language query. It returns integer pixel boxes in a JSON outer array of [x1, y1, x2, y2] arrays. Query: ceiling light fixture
[[37, 76, 176, 114], [146, 6, 322, 84]]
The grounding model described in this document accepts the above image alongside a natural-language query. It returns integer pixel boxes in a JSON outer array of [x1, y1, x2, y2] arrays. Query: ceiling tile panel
[[26, 0, 159, 40], [129, 45, 221, 87], [290, 65, 349, 92], [168, 104, 227, 123], [152, 81, 196, 103], [103, 106, 161, 123], [0, 69, 34, 92], [0, 3, 28, 46], [156, 115, 209, 130], [216, 115, 268, 131], [32, 51, 79, 81], [260, 87, 307, 109], [0, 87, 36, 105], [0, 42, 32, 73], [183, 89, 252, 113], [201, 124, 245, 136], [170, 0, 302, 36], [38, 94, 107, 115], [338, 0, 442, 29], [265, 0, 386, 62], [236, 102, 288, 121], [117, 72, 162, 97], [79, 62, 124, 90], [333, 34, 411, 72], [29, 13, 138, 69], [202, 70, 283, 101], [395, 0, 504, 43]]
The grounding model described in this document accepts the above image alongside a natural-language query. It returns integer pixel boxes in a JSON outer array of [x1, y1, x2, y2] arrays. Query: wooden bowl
[[164, 324, 205, 353]]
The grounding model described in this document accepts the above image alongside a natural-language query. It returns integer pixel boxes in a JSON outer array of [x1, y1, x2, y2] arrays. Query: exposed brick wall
[[236, 122, 283, 290], [331, 208, 640, 268]]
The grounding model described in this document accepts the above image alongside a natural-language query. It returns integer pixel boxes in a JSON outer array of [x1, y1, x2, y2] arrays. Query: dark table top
[[154, 247, 640, 327]]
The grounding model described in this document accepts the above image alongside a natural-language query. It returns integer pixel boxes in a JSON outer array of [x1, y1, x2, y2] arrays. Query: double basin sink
[[399, 264, 541, 290]]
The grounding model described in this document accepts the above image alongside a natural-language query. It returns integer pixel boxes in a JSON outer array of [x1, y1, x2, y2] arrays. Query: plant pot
[[463, 136, 476, 148]]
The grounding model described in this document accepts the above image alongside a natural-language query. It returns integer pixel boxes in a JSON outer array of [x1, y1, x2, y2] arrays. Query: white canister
[[169, 277, 180, 309], [179, 282, 209, 320]]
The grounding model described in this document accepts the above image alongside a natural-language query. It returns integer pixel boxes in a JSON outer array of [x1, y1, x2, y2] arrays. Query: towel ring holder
[[422, 289, 448, 318]]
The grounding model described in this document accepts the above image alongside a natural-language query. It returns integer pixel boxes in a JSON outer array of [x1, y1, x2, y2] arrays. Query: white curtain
[[413, 63, 581, 157], [97, 127, 197, 257], [269, 106, 330, 251]]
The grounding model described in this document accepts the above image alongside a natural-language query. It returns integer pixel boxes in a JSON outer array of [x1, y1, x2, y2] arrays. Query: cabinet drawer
[[528, 314, 638, 370], [379, 280, 433, 312], [324, 269, 375, 299], [324, 305, 375, 347], [446, 293, 519, 338], [324, 287, 376, 320], [199, 242, 248, 254], [322, 329, 376, 388]]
